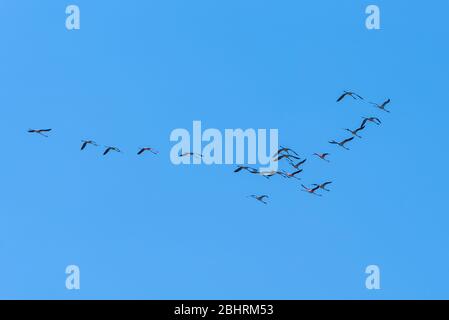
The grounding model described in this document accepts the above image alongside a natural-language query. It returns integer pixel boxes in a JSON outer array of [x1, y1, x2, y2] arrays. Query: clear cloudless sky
[[0, 0, 448, 299]]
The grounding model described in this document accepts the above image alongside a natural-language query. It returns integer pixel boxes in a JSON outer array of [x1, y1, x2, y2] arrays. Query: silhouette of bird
[[312, 181, 333, 192], [337, 91, 364, 102], [274, 146, 299, 156], [361, 117, 382, 126], [248, 195, 269, 204], [179, 152, 203, 158], [80, 140, 98, 150], [301, 184, 322, 196], [273, 154, 300, 162], [138, 147, 159, 155], [103, 146, 121, 156], [369, 99, 391, 113], [313, 153, 330, 162], [329, 137, 354, 150], [28, 129, 52, 137], [234, 165, 258, 174], [344, 125, 366, 139], [289, 158, 307, 169], [283, 169, 303, 180], [257, 170, 287, 179]]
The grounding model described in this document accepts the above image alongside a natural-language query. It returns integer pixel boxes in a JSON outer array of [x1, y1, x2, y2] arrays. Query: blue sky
[[0, 0, 448, 299]]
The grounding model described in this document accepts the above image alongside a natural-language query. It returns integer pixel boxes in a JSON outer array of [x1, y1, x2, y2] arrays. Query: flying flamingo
[[328, 137, 354, 150], [301, 184, 322, 197], [234, 166, 258, 174], [312, 181, 333, 192], [103, 146, 122, 156], [28, 129, 52, 137], [313, 153, 330, 162], [283, 169, 303, 180], [361, 117, 382, 126], [344, 124, 366, 139], [138, 147, 159, 155], [248, 195, 269, 204], [369, 99, 391, 113], [336, 91, 364, 102], [274, 146, 299, 156], [289, 158, 307, 169], [273, 154, 300, 162], [179, 152, 203, 158], [80, 140, 98, 150], [257, 170, 287, 179]]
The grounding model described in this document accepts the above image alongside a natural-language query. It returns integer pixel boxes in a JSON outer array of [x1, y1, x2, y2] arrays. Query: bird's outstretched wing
[[382, 99, 391, 107], [281, 146, 299, 156], [361, 118, 369, 127], [274, 148, 287, 156], [341, 137, 354, 145], [291, 159, 306, 168], [336, 93, 348, 102], [234, 166, 244, 173], [273, 154, 286, 161]]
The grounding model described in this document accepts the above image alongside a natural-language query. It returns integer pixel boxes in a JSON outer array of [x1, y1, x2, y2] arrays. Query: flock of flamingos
[[28, 90, 391, 205], [242, 91, 391, 204]]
